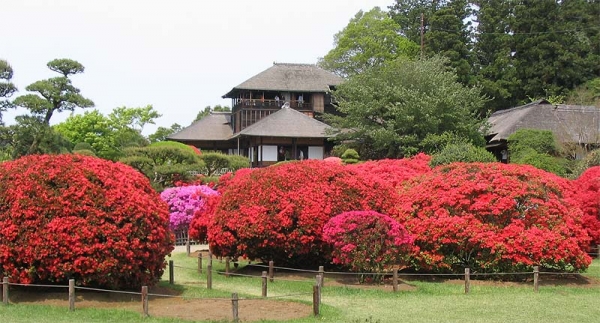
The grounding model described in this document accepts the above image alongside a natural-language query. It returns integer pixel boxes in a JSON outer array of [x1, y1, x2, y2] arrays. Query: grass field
[[1, 253, 600, 323]]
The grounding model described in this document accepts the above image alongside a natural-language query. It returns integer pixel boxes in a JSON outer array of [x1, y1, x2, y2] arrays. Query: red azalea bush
[[395, 162, 591, 273], [199, 160, 399, 265], [323, 211, 412, 278], [0, 154, 173, 288], [346, 153, 431, 188], [572, 166, 600, 245]]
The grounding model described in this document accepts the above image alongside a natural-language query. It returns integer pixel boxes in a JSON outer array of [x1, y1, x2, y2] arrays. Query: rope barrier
[[7, 282, 68, 288], [75, 286, 141, 295]]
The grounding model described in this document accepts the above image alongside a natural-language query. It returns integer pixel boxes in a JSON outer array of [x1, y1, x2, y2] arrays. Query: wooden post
[[261, 271, 268, 297], [169, 260, 174, 285], [392, 268, 399, 293], [597, 245, 600, 260], [69, 279, 75, 311], [207, 264, 213, 289], [208, 250, 213, 267], [2, 277, 8, 305], [141, 286, 149, 317], [186, 238, 191, 257], [231, 293, 239, 323], [464, 268, 470, 294], [198, 253, 202, 274], [533, 266, 539, 293], [225, 258, 231, 278], [312, 285, 320, 316], [268, 260, 274, 282], [318, 266, 325, 287]]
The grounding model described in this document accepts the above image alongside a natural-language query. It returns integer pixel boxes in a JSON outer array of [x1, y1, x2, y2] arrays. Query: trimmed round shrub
[[429, 142, 496, 167], [396, 162, 591, 273], [198, 160, 399, 265], [160, 185, 219, 231], [341, 148, 360, 164], [572, 166, 600, 245], [0, 154, 173, 288], [73, 142, 94, 152], [323, 211, 412, 279]]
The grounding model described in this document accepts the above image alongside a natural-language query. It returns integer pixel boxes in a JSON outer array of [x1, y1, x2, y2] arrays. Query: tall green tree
[[328, 56, 486, 159], [12, 59, 94, 154], [318, 7, 419, 77], [389, 0, 474, 85], [0, 60, 17, 125], [472, 0, 519, 113]]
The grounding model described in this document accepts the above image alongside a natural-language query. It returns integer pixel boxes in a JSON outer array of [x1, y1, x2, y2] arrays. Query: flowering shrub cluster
[[395, 162, 591, 273], [160, 185, 219, 231], [0, 154, 173, 288], [196, 160, 400, 265], [323, 211, 412, 276], [346, 153, 431, 189], [572, 166, 600, 245]]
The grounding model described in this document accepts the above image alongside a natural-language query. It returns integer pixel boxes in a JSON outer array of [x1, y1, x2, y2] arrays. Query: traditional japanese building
[[169, 63, 344, 166]]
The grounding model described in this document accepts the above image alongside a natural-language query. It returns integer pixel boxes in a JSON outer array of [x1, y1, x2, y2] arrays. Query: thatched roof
[[487, 99, 600, 144], [167, 113, 233, 142], [233, 107, 333, 138], [223, 63, 344, 98]]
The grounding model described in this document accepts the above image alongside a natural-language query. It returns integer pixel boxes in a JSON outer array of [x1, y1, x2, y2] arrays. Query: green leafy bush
[[430, 142, 497, 167], [341, 148, 360, 164]]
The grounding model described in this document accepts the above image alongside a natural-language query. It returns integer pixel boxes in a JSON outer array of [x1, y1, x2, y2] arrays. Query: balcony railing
[[233, 99, 312, 111]]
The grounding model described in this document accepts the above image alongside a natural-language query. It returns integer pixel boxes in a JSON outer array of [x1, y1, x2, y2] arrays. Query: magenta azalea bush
[[160, 185, 219, 231], [323, 211, 413, 277]]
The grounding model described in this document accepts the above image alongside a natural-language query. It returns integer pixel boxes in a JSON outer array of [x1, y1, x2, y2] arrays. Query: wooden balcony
[[233, 98, 313, 111], [233, 101, 314, 132]]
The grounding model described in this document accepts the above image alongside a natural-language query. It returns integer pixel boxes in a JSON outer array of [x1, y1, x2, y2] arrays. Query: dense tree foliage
[[0, 154, 173, 288], [387, 0, 600, 113], [318, 7, 418, 77], [328, 56, 486, 159], [149, 123, 182, 143]]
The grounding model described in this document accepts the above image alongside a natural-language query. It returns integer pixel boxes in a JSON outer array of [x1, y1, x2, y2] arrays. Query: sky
[[2, 0, 394, 135]]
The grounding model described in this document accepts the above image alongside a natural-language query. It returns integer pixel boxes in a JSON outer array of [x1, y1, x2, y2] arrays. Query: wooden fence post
[[261, 271, 268, 297], [2, 277, 8, 305], [393, 268, 399, 293], [225, 258, 231, 278], [208, 250, 213, 267], [198, 253, 202, 274], [318, 266, 325, 287], [533, 266, 539, 293], [69, 279, 75, 311], [268, 260, 274, 282], [169, 260, 174, 285], [312, 284, 320, 316], [231, 293, 239, 323], [141, 286, 149, 317], [597, 245, 600, 260], [464, 268, 470, 294], [186, 237, 191, 257], [207, 264, 213, 289]]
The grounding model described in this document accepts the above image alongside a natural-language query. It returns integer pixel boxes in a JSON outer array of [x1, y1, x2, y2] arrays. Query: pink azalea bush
[[323, 210, 413, 278], [160, 185, 219, 231]]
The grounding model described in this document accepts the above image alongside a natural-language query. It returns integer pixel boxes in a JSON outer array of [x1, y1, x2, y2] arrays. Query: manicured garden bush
[[323, 211, 412, 280], [160, 185, 219, 231], [429, 142, 497, 167], [0, 154, 173, 288], [572, 166, 600, 245], [395, 162, 591, 273], [346, 153, 431, 189], [196, 160, 399, 265]]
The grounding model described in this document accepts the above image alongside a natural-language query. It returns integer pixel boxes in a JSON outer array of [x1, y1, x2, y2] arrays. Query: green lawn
[[1, 253, 600, 323]]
